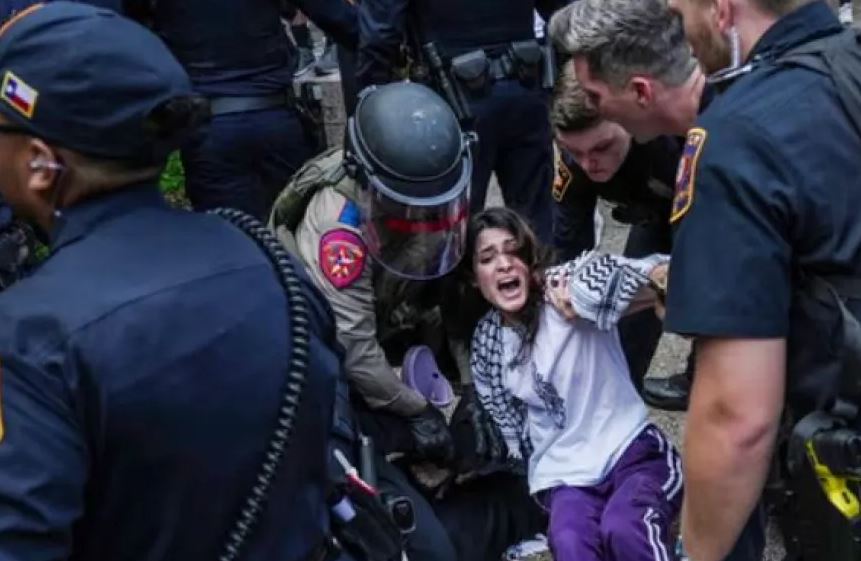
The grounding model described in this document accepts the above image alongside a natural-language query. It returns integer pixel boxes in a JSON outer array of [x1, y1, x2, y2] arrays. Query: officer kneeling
[[271, 82, 546, 561], [0, 4, 347, 561]]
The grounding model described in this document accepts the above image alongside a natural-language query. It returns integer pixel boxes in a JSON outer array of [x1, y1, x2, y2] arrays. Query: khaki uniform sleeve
[[295, 187, 427, 417]]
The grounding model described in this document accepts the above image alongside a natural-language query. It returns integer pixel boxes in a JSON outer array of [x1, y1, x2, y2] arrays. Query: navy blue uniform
[[666, 3, 861, 559], [0, 184, 342, 561], [131, 0, 356, 219], [357, 0, 570, 244], [553, 136, 681, 389]]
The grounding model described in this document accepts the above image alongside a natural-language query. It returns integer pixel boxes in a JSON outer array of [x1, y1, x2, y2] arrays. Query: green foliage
[[159, 152, 190, 208], [159, 151, 185, 195]]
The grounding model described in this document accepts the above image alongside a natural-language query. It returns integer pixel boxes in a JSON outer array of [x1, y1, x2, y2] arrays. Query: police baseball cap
[[0, 2, 205, 163]]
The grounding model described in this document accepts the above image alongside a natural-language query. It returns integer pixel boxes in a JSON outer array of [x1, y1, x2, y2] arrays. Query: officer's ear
[[716, 0, 734, 34], [629, 76, 654, 107], [23, 138, 63, 196]]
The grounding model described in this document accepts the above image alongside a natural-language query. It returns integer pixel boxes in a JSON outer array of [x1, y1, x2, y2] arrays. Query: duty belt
[[208, 90, 295, 117]]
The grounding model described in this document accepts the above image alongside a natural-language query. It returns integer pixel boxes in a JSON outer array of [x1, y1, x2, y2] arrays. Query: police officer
[[122, 0, 356, 220], [354, 0, 570, 245], [547, 68, 691, 399], [661, 0, 861, 559], [0, 4, 347, 560], [271, 82, 545, 561]]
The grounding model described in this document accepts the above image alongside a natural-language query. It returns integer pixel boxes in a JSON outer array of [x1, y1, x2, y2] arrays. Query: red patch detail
[[320, 229, 367, 289]]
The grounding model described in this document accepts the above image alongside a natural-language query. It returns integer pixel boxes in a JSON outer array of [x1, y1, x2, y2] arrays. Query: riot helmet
[[345, 82, 474, 280]]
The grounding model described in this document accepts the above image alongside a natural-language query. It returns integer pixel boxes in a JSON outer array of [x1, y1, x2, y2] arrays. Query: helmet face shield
[[345, 81, 476, 279], [357, 159, 471, 280]]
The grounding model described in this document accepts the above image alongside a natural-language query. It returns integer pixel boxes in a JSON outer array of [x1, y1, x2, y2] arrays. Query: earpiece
[[29, 159, 64, 172]]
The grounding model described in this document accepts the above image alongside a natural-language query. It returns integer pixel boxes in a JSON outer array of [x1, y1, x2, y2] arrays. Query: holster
[[331, 485, 405, 561], [450, 49, 491, 97], [508, 40, 543, 89], [294, 82, 329, 154]]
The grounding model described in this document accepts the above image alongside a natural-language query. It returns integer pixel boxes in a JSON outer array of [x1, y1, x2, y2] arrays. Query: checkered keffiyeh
[[471, 251, 669, 461]]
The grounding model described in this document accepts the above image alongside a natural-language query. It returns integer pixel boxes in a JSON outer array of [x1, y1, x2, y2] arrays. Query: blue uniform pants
[[468, 79, 555, 245], [181, 106, 313, 220]]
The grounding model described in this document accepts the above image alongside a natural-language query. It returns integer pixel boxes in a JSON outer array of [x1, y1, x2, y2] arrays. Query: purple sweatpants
[[546, 425, 682, 561]]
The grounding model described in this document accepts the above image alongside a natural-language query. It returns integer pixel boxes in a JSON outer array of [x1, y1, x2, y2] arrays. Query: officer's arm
[[291, 0, 358, 50], [682, 338, 785, 561], [0, 353, 87, 560], [327, 268, 428, 416], [665, 121, 794, 561], [355, 0, 408, 88], [552, 153, 598, 261]]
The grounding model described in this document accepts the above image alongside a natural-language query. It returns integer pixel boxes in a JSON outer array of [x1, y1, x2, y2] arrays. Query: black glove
[[407, 405, 454, 463], [450, 384, 505, 473]]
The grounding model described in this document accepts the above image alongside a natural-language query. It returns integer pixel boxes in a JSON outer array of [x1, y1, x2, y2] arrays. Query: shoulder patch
[[552, 151, 573, 202], [670, 128, 707, 223], [337, 200, 361, 228], [319, 229, 367, 289]]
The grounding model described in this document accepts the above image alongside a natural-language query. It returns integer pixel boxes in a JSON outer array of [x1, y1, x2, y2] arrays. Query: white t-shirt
[[502, 306, 648, 494]]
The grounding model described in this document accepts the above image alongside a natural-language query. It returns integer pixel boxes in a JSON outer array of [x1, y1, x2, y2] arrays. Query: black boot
[[643, 373, 690, 411]]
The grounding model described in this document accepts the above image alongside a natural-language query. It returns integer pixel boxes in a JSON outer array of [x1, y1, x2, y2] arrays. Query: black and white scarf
[[471, 251, 669, 461]]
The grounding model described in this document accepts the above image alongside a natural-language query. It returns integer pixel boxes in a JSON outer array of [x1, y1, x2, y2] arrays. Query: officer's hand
[[407, 405, 454, 464], [649, 263, 669, 320], [544, 267, 577, 321], [450, 384, 505, 473]]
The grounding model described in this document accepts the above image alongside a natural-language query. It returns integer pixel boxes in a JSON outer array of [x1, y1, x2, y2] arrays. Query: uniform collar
[[748, 1, 843, 61], [51, 182, 167, 251], [699, 83, 716, 114]]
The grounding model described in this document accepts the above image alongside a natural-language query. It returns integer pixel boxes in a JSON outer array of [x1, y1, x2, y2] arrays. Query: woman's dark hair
[[456, 207, 554, 364]]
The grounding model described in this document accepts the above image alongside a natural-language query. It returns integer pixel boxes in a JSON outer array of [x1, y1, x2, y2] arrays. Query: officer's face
[[573, 58, 661, 142], [669, 0, 731, 74], [0, 115, 56, 229], [473, 227, 530, 320], [556, 121, 632, 183]]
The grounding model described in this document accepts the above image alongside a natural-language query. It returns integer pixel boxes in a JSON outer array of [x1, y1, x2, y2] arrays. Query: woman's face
[[473, 227, 531, 319]]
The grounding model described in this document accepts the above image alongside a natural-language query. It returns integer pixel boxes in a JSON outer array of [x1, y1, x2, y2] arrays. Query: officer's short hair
[[549, 0, 697, 88], [550, 63, 602, 133]]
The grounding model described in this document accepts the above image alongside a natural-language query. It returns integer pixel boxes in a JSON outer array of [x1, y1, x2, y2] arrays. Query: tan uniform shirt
[[292, 177, 428, 417]]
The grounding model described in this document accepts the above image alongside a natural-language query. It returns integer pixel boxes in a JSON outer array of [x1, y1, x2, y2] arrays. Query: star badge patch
[[670, 128, 708, 223], [552, 151, 573, 202], [320, 229, 366, 289]]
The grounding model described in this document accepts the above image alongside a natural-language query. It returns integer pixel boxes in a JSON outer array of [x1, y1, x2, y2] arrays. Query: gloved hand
[[450, 384, 505, 473], [407, 405, 454, 463]]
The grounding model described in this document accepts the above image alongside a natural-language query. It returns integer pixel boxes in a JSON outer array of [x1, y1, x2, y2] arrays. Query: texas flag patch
[[319, 229, 367, 289], [1, 71, 38, 119], [670, 128, 707, 223]]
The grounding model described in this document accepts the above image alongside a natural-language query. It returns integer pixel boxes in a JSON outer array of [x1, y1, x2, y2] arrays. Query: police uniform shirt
[[665, 2, 861, 376], [0, 184, 341, 560], [553, 135, 681, 260]]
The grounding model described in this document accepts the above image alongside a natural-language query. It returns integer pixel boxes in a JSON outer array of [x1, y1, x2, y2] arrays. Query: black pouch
[[509, 40, 542, 88], [294, 82, 328, 154], [450, 49, 491, 97], [331, 486, 404, 561]]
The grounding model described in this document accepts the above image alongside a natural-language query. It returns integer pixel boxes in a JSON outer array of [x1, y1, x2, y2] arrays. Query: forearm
[[340, 335, 427, 416], [356, 0, 407, 88], [294, 0, 358, 49], [682, 339, 785, 561]]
